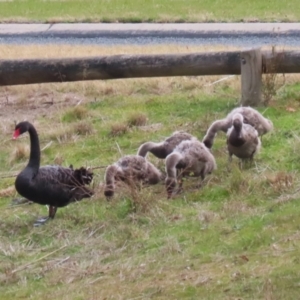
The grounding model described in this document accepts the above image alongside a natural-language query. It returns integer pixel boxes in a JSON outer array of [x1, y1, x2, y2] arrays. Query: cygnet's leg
[[238, 159, 244, 170], [249, 153, 255, 166], [240, 154, 255, 169], [195, 172, 206, 189], [174, 168, 186, 195], [166, 177, 177, 199], [227, 153, 233, 172], [176, 176, 184, 195], [34, 206, 57, 226]]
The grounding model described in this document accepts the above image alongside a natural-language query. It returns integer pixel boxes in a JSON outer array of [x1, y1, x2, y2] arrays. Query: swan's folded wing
[[37, 165, 80, 188]]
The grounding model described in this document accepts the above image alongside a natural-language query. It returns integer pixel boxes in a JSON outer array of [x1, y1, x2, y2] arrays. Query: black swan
[[165, 139, 216, 198], [137, 131, 195, 159], [226, 113, 261, 162], [203, 106, 273, 149], [104, 155, 164, 199], [13, 121, 94, 226]]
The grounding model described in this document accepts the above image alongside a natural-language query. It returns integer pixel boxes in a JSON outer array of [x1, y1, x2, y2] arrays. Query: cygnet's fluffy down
[[165, 139, 216, 198], [137, 131, 195, 159], [226, 113, 261, 161], [104, 155, 164, 199], [203, 106, 272, 149]]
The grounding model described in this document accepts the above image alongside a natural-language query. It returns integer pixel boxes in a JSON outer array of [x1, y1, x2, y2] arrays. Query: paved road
[[1, 23, 300, 37], [1, 23, 300, 46]]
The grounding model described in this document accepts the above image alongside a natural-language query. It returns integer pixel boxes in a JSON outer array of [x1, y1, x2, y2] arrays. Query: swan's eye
[[13, 128, 21, 139]]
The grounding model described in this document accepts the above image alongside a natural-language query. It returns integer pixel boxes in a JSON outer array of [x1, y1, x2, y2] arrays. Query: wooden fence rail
[[1, 49, 300, 105], [0, 51, 241, 85]]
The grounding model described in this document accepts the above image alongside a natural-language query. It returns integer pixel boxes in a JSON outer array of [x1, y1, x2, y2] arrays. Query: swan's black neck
[[27, 123, 41, 172]]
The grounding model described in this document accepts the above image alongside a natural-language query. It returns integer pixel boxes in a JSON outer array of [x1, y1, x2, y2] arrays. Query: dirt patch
[[0, 87, 87, 126]]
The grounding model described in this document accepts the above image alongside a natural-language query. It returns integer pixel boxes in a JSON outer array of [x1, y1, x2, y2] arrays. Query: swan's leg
[[34, 206, 57, 226], [49, 206, 58, 219]]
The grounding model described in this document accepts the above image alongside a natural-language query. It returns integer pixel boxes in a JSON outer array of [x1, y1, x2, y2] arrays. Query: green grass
[[0, 0, 300, 23], [1, 68, 300, 299]]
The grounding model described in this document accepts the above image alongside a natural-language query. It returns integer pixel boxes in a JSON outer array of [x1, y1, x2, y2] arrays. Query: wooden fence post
[[240, 48, 262, 106]]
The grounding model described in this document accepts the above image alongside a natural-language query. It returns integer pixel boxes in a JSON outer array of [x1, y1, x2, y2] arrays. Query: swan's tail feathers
[[73, 167, 94, 185], [69, 166, 94, 201]]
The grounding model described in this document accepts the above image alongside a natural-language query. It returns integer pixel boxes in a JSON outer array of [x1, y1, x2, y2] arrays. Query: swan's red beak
[[13, 128, 21, 140]]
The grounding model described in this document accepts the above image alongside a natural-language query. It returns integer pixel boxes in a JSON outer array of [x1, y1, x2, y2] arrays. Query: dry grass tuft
[[47, 127, 74, 143], [262, 46, 286, 105], [222, 200, 255, 217], [109, 123, 129, 137], [53, 155, 64, 166], [0, 186, 15, 198], [127, 112, 148, 127], [198, 210, 219, 223], [273, 192, 300, 206], [64, 105, 89, 121], [73, 105, 88, 119], [9, 144, 29, 165], [266, 171, 294, 193], [227, 166, 254, 194], [103, 86, 115, 95], [126, 182, 156, 214], [73, 121, 94, 136], [108, 178, 162, 214]]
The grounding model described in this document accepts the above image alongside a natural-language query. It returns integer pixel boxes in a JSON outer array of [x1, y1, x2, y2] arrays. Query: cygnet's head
[[232, 113, 244, 130]]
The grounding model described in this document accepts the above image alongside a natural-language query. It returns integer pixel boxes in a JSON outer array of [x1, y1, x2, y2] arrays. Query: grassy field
[[1, 44, 300, 299], [0, 0, 300, 23]]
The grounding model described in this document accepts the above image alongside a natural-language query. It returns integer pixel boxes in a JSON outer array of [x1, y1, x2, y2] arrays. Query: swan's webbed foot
[[34, 216, 50, 227], [34, 206, 57, 226], [11, 198, 32, 206]]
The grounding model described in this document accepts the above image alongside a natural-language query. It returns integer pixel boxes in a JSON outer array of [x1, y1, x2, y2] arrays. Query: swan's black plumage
[[13, 121, 94, 225]]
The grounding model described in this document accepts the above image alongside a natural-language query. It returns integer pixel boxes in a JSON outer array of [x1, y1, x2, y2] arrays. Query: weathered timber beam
[[0, 51, 241, 86], [263, 50, 300, 73], [2, 50, 300, 87]]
